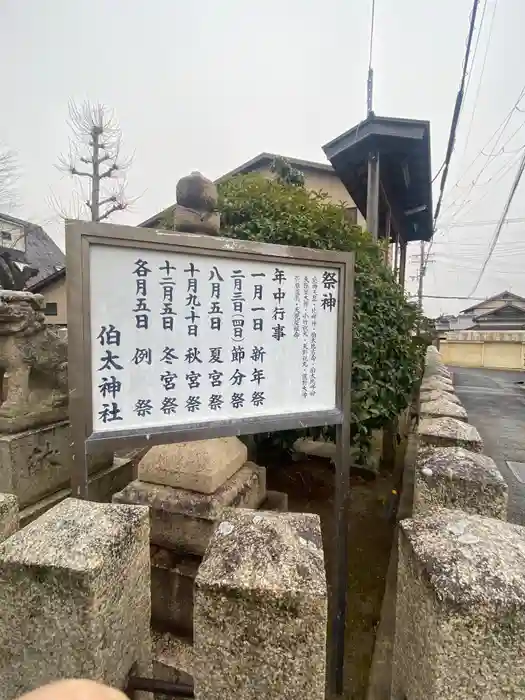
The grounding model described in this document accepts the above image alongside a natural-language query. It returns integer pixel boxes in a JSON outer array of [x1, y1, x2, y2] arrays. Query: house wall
[[0, 217, 25, 252], [251, 164, 367, 228], [440, 330, 525, 370], [39, 276, 67, 326]]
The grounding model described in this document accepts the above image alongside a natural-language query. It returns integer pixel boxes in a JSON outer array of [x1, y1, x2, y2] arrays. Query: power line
[[433, 0, 481, 227], [460, 0, 496, 160], [442, 81, 525, 205], [423, 0, 483, 279], [469, 147, 525, 295], [409, 294, 487, 301]]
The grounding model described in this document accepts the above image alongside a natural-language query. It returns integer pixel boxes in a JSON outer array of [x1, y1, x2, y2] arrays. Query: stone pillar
[[0, 498, 151, 699], [0, 493, 17, 542], [413, 446, 507, 519], [392, 510, 525, 700], [113, 437, 268, 646], [194, 508, 327, 700]]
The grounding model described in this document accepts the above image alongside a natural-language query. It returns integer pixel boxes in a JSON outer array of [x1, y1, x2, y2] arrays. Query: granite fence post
[[392, 509, 525, 700], [0, 498, 151, 700], [413, 446, 508, 520], [194, 508, 327, 700]]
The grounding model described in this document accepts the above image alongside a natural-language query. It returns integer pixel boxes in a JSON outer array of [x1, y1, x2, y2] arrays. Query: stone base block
[[151, 546, 200, 636], [18, 456, 138, 527], [0, 494, 17, 542], [393, 510, 525, 700], [0, 420, 113, 508], [194, 508, 327, 700], [417, 416, 483, 452], [0, 498, 151, 698], [138, 437, 247, 494], [261, 490, 288, 512], [113, 462, 266, 555], [414, 446, 507, 519]]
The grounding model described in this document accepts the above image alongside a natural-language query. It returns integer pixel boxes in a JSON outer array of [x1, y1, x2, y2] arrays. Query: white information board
[[89, 244, 340, 432]]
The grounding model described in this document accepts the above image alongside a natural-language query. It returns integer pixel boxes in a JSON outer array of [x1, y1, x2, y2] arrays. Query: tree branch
[[99, 164, 118, 179], [98, 202, 127, 221]]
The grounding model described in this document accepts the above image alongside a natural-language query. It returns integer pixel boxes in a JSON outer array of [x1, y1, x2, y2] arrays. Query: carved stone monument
[[0, 291, 130, 524], [0, 291, 68, 432]]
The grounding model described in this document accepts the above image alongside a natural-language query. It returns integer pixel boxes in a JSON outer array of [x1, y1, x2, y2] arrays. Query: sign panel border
[[66, 220, 354, 496]]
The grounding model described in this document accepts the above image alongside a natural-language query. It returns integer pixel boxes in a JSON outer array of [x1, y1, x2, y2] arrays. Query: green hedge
[[216, 171, 425, 459]]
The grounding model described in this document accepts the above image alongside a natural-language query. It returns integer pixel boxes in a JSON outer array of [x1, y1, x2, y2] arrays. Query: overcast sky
[[1, 0, 524, 318]]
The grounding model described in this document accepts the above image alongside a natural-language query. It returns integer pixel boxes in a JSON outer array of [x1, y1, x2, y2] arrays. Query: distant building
[[0, 213, 66, 325], [140, 152, 365, 229], [436, 291, 525, 333]]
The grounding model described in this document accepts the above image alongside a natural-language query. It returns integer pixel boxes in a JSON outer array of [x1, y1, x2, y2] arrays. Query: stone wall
[[390, 345, 525, 700]]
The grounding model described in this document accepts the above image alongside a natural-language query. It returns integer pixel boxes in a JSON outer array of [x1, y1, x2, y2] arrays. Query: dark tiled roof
[[0, 213, 65, 289]]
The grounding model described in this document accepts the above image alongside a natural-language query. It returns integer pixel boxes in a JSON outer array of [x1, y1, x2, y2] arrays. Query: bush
[[216, 171, 426, 459]]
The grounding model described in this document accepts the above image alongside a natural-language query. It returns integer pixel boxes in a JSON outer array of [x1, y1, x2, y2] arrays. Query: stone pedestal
[[113, 461, 266, 556], [0, 420, 113, 508], [413, 446, 507, 519], [150, 546, 200, 636], [194, 508, 327, 700], [0, 498, 151, 699], [138, 437, 247, 494], [17, 452, 138, 527], [392, 510, 525, 700]]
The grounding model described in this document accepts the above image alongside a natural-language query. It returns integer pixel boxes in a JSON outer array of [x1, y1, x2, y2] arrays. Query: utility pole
[[418, 240, 425, 310]]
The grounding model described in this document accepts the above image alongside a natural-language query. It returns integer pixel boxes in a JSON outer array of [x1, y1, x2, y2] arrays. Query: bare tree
[[0, 147, 19, 210], [55, 100, 134, 222]]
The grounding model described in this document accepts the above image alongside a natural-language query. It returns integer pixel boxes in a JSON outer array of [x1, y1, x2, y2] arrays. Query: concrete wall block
[[392, 510, 525, 700], [194, 508, 327, 700], [0, 498, 151, 699], [413, 446, 507, 519]]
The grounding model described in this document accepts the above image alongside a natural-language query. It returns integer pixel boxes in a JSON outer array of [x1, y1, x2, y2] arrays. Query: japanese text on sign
[[90, 245, 340, 432]]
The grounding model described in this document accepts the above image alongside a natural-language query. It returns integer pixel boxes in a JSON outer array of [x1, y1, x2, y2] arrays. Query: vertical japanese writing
[[310, 275, 318, 397], [133, 258, 151, 329], [251, 272, 266, 332], [293, 275, 301, 339], [272, 267, 286, 341], [231, 269, 245, 342], [159, 259, 177, 331], [301, 275, 310, 399], [185, 262, 201, 337], [321, 270, 338, 312], [97, 323, 124, 424], [209, 265, 224, 332]]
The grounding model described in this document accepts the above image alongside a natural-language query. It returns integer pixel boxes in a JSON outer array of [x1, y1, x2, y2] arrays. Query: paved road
[[451, 366, 525, 525]]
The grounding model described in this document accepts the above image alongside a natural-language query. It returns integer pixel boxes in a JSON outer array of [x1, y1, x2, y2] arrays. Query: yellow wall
[[253, 164, 366, 227], [39, 276, 67, 326], [441, 339, 525, 370]]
